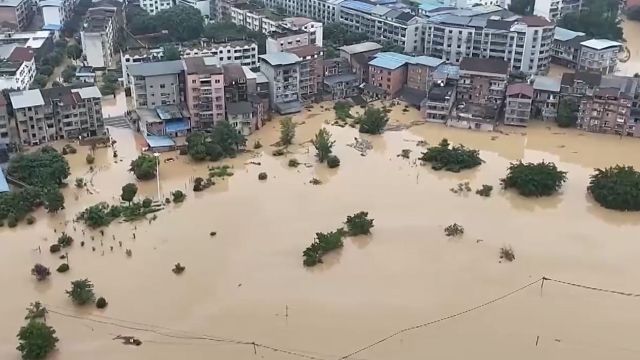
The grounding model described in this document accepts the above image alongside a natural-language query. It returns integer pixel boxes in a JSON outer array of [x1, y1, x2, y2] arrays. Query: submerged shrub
[[288, 158, 300, 167], [96, 297, 108, 309], [444, 223, 464, 237], [475, 184, 493, 197], [326, 155, 340, 168], [345, 211, 374, 236], [56, 263, 70, 273], [258, 172, 268, 180], [420, 139, 482, 172], [31, 264, 51, 281], [501, 161, 567, 197], [588, 165, 640, 211], [499, 246, 515, 262], [303, 229, 346, 267]]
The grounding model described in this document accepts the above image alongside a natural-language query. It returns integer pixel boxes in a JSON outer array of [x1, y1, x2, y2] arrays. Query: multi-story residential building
[[578, 87, 633, 136], [0, 30, 54, 61], [504, 83, 533, 126], [551, 27, 588, 69], [424, 11, 554, 74], [40, 0, 75, 30], [337, 1, 423, 53], [560, 71, 601, 97], [280, 17, 323, 46], [184, 56, 225, 129], [533, 0, 560, 21], [81, 6, 119, 69], [0, 0, 34, 31], [339, 42, 382, 83], [406, 56, 443, 91], [177, 0, 210, 19], [422, 81, 456, 123], [288, 44, 323, 101], [229, 3, 283, 34], [127, 60, 186, 109], [368, 54, 408, 99], [366, 51, 443, 99], [226, 101, 258, 135], [259, 52, 302, 114], [9, 84, 104, 145], [0, 45, 36, 90], [266, 29, 310, 53], [323, 72, 359, 100], [0, 96, 10, 145], [140, 0, 173, 15], [532, 75, 561, 121], [181, 40, 258, 67], [222, 63, 252, 103], [578, 39, 622, 75]]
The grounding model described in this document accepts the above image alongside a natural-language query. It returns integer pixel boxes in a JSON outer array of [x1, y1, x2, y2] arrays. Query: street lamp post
[[153, 152, 161, 200]]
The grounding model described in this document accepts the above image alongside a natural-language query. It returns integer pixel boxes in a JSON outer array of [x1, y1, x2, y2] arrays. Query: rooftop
[[519, 15, 553, 27], [459, 57, 509, 75], [324, 73, 358, 86], [283, 17, 315, 27], [0, 0, 25, 7], [184, 57, 222, 75], [288, 44, 323, 58], [259, 52, 301, 66], [71, 86, 102, 99], [533, 76, 561, 92], [580, 39, 622, 50], [7, 46, 34, 62], [9, 89, 45, 109], [155, 104, 184, 120], [506, 83, 533, 97], [128, 60, 185, 76], [226, 101, 252, 115], [222, 63, 246, 82], [554, 27, 586, 42], [427, 83, 455, 102], [339, 42, 383, 55], [369, 55, 405, 70]]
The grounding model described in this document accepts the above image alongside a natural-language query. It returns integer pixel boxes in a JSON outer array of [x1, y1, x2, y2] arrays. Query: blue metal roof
[[42, 23, 63, 31], [145, 135, 175, 148], [369, 56, 405, 70], [0, 170, 9, 193], [341, 0, 375, 13], [165, 120, 190, 133]]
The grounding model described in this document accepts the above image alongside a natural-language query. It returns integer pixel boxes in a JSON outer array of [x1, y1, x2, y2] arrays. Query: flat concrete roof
[[9, 89, 44, 109]]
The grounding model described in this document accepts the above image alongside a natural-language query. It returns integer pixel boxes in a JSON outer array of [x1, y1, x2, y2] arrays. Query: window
[[192, 79, 196, 84], [160, 84, 166, 89]]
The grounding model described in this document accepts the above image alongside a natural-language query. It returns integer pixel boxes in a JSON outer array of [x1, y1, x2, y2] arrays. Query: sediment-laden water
[[2, 103, 640, 360]]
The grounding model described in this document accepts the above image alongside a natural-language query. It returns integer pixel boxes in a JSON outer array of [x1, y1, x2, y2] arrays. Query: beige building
[[288, 44, 323, 101], [504, 83, 533, 127], [10, 85, 104, 146], [0, 0, 34, 30], [578, 87, 633, 136], [184, 57, 226, 129]]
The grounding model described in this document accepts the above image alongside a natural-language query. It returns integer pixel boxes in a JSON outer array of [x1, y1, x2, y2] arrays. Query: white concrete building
[[424, 10, 555, 74], [259, 52, 302, 114], [140, 0, 173, 15], [533, 0, 560, 22], [281, 17, 323, 46], [81, 7, 118, 69], [578, 39, 622, 75], [0, 45, 36, 90]]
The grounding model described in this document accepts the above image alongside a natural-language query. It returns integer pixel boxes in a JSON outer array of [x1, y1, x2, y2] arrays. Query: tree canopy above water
[[419, 139, 482, 172], [501, 161, 567, 197], [588, 165, 640, 211]]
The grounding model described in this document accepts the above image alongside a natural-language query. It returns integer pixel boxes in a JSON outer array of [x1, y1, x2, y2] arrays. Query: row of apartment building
[[3, 83, 104, 146]]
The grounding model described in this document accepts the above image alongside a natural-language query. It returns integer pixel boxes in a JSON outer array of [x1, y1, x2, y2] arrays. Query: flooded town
[[3, 0, 640, 359]]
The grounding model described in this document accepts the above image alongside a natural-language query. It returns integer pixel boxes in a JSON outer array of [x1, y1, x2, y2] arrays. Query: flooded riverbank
[[2, 103, 640, 359]]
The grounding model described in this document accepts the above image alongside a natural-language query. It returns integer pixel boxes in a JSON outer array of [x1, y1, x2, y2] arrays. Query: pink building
[[367, 56, 407, 99], [184, 57, 225, 129]]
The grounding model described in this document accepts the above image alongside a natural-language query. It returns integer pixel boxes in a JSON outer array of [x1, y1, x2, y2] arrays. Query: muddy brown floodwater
[[3, 102, 640, 360]]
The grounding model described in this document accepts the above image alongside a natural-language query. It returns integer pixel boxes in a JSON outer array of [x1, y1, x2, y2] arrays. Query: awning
[[145, 135, 175, 149], [275, 101, 302, 115], [165, 119, 190, 133]]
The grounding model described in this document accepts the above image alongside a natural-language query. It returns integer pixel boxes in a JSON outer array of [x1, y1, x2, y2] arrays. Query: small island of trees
[[420, 139, 482, 172], [186, 122, 246, 162], [17, 302, 58, 360], [588, 165, 640, 211], [501, 161, 567, 197]]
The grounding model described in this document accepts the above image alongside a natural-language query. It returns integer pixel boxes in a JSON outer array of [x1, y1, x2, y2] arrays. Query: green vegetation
[[186, 123, 246, 161], [127, 5, 205, 42], [450, 181, 472, 194], [62, 144, 76, 155], [129, 154, 157, 180], [31, 264, 50, 281], [272, 148, 285, 156], [77, 201, 162, 228], [85, 154, 95, 164], [444, 223, 464, 237], [420, 139, 482, 172], [100, 71, 119, 97], [171, 190, 186, 203], [258, 172, 268, 180], [499, 246, 515, 262], [333, 101, 353, 121], [327, 155, 341, 168], [193, 177, 212, 192], [96, 297, 108, 309], [312, 128, 335, 163], [288, 158, 300, 167], [508, 0, 533, 15], [253, 140, 263, 149], [279, 117, 296, 146], [345, 211, 374, 236], [501, 161, 567, 197], [358, 107, 389, 134], [49, 244, 61, 253], [323, 23, 369, 59], [172, 263, 186, 274], [16, 318, 58, 360], [66, 43, 82, 60], [557, 98, 579, 128], [24, 302, 47, 322], [61, 65, 77, 83], [398, 149, 411, 159], [56, 263, 69, 273], [558, 0, 622, 40], [303, 229, 346, 267], [66, 279, 95, 305], [588, 165, 640, 211], [163, 45, 181, 60], [57, 233, 73, 248], [43, 188, 65, 213], [75, 178, 85, 188], [121, 183, 138, 203], [208, 165, 234, 178], [475, 184, 493, 197], [30, 75, 48, 89], [8, 146, 70, 187]]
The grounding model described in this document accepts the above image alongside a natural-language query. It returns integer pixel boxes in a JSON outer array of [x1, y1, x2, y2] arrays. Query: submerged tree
[[501, 161, 567, 197], [24, 301, 48, 322], [43, 188, 64, 213], [120, 183, 138, 203], [66, 279, 96, 305], [444, 223, 464, 237], [588, 165, 640, 211], [16, 320, 58, 360], [556, 98, 579, 128], [345, 211, 374, 236], [279, 117, 296, 146], [358, 106, 389, 134], [129, 154, 157, 180], [303, 229, 345, 267], [311, 128, 335, 163], [31, 264, 51, 281], [420, 139, 482, 172]]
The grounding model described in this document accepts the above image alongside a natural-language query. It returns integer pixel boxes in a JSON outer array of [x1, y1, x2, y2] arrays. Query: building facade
[[81, 6, 119, 69], [184, 57, 226, 129], [578, 87, 633, 136], [0, 0, 34, 31], [140, 0, 174, 15], [127, 60, 186, 109], [259, 52, 302, 114], [504, 83, 533, 126], [288, 44, 323, 101], [9, 85, 104, 145], [0, 46, 36, 90], [578, 39, 622, 75]]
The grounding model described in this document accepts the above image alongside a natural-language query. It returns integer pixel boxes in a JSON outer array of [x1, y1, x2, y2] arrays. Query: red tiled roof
[[8, 47, 34, 62], [519, 16, 553, 27], [288, 44, 323, 58], [506, 83, 534, 97]]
